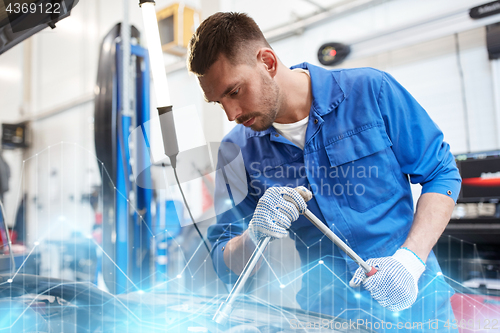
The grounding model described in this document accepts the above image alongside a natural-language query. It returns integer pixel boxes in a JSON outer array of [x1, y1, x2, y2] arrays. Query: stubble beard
[[240, 74, 280, 132]]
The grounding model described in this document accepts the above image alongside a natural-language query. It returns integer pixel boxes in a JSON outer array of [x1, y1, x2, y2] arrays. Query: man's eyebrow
[[203, 83, 238, 103]]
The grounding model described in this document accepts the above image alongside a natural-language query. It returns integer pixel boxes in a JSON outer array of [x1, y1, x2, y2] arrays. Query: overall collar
[[290, 62, 345, 117]]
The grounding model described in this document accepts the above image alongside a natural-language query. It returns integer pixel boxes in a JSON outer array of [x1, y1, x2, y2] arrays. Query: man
[[188, 12, 461, 332]]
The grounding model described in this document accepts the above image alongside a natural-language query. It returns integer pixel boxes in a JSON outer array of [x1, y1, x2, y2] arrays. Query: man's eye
[[230, 88, 240, 96]]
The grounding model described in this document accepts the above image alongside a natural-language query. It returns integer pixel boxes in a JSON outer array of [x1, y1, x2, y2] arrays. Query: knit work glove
[[247, 186, 308, 242], [349, 248, 426, 311]]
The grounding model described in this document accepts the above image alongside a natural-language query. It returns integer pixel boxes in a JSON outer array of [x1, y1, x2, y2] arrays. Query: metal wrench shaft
[[213, 236, 271, 325], [290, 187, 377, 277], [212, 187, 376, 325], [302, 208, 377, 276]]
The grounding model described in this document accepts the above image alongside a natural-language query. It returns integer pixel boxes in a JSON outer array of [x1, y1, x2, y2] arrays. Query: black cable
[[172, 165, 211, 254], [162, 162, 229, 294]]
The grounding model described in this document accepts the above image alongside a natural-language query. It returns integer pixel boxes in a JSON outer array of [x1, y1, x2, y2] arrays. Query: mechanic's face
[[199, 54, 280, 132]]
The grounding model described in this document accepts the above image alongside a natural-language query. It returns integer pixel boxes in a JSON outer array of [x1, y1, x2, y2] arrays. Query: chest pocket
[[246, 144, 307, 196], [324, 123, 397, 212]]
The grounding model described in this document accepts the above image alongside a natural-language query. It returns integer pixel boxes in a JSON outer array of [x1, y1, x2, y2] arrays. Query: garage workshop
[[0, 0, 499, 332]]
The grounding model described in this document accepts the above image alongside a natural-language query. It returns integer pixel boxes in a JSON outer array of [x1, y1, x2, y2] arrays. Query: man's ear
[[257, 48, 278, 77]]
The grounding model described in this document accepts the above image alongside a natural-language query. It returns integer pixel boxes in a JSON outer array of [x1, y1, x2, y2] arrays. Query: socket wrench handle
[[292, 187, 377, 277]]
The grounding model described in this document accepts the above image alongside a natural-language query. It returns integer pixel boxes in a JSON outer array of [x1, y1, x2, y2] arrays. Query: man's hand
[[247, 186, 307, 242], [349, 248, 426, 311]]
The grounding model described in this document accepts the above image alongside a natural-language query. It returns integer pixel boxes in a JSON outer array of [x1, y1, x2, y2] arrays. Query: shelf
[[449, 217, 500, 224], [443, 219, 500, 244]]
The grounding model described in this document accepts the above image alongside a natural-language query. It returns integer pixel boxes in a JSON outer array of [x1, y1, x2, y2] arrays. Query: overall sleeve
[[207, 141, 258, 284], [377, 71, 461, 202]]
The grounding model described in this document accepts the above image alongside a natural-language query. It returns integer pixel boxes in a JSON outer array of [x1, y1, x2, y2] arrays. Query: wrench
[[213, 187, 377, 325], [292, 187, 377, 277]]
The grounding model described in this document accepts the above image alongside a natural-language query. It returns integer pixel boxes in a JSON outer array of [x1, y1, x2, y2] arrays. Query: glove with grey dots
[[247, 186, 308, 243], [349, 248, 426, 311]]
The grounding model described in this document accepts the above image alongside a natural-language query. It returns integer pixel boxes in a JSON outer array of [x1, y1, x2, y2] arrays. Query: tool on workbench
[[212, 187, 377, 325]]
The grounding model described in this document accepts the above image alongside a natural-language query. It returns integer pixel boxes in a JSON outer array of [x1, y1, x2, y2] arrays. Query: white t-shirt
[[272, 116, 309, 149], [272, 69, 310, 150]]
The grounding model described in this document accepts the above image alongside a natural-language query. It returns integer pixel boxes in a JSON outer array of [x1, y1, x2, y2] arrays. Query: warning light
[[317, 42, 350, 66]]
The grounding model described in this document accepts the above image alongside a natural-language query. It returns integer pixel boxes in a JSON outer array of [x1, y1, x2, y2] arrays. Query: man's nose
[[222, 100, 242, 122]]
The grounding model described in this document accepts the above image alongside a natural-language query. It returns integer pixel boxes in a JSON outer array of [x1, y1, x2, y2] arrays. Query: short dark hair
[[187, 12, 270, 76]]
